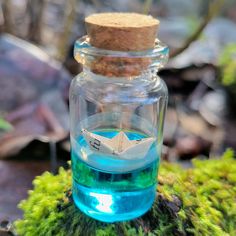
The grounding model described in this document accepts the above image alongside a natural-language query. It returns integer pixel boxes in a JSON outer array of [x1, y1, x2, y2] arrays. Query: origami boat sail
[[81, 129, 155, 160]]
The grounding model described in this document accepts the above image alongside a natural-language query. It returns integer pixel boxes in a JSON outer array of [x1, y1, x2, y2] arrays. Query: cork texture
[[85, 12, 159, 51]]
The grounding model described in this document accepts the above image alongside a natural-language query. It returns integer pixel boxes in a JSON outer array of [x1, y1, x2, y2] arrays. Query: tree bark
[[57, 0, 77, 61], [27, 0, 46, 44], [1, 0, 14, 34]]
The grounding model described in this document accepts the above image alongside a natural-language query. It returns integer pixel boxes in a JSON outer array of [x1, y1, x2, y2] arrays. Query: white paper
[[81, 129, 155, 160]]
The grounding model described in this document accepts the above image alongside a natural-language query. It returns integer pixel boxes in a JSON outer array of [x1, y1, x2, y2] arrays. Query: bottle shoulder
[[70, 72, 168, 104]]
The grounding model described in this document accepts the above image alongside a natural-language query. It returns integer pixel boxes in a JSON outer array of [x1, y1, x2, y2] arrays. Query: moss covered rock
[[15, 150, 236, 236]]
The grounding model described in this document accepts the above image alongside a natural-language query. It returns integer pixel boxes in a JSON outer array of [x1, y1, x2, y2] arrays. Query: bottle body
[[69, 68, 168, 222]]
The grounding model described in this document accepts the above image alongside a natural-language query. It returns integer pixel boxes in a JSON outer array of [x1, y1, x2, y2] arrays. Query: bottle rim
[[75, 35, 168, 57]]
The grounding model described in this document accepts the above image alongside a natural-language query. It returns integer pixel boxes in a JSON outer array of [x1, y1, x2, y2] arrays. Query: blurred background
[[0, 0, 236, 227]]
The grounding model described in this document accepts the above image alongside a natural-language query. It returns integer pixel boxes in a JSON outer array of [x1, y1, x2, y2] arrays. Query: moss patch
[[15, 149, 236, 236]]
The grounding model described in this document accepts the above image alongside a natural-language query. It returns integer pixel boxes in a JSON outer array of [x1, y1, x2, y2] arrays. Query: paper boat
[[81, 129, 155, 160]]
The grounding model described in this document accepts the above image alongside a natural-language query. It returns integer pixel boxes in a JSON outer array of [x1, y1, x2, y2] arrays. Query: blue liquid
[[71, 129, 159, 222]]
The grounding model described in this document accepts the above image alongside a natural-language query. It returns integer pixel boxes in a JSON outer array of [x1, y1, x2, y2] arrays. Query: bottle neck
[[74, 36, 169, 78], [88, 56, 157, 78], [83, 67, 159, 86]]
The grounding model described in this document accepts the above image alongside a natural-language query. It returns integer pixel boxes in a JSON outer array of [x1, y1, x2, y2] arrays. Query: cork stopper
[[85, 13, 159, 51]]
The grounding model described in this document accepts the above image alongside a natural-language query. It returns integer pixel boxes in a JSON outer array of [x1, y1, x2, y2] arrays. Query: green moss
[[15, 150, 236, 236], [219, 43, 236, 91]]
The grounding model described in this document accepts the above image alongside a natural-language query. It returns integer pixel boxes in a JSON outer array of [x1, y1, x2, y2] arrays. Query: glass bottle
[[69, 36, 168, 222]]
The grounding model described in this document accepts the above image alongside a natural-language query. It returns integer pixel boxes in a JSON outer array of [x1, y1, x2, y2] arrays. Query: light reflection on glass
[[89, 192, 113, 213]]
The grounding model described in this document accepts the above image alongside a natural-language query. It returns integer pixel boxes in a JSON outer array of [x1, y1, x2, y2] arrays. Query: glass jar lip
[[74, 35, 169, 58]]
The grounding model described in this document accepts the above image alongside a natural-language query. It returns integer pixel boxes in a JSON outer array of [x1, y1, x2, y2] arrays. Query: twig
[[142, 0, 153, 15], [91, 0, 101, 9], [57, 0, 77, 61], [170, 0, 225, 58], [49, 141, 57, 174]]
